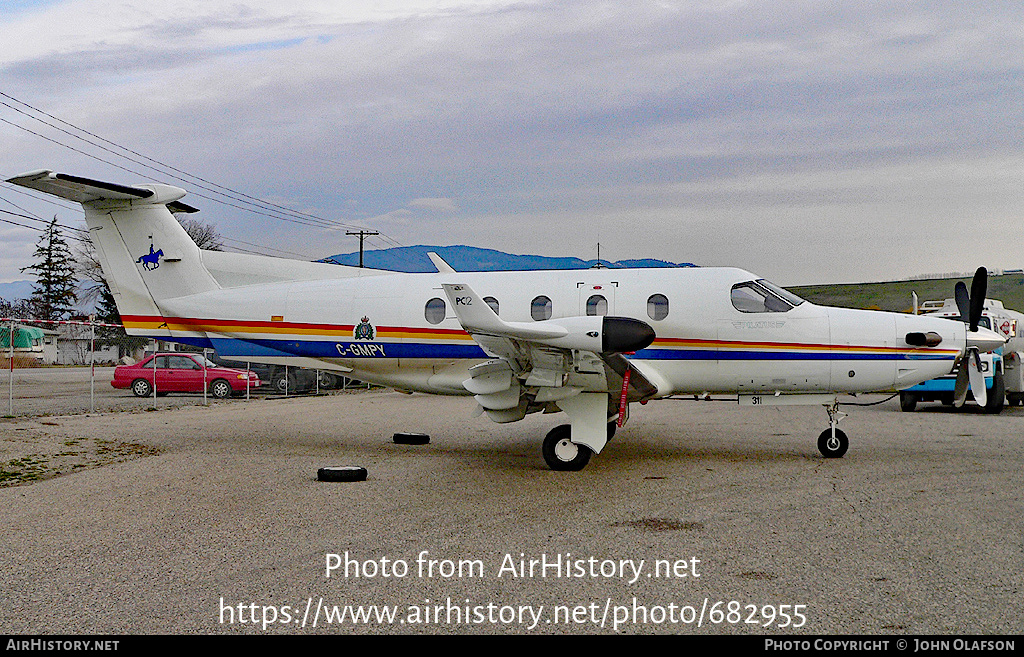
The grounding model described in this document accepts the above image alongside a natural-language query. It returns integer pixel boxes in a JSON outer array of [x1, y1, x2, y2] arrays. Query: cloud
[[1, 0, 1023, 284], [407, 197, 458, 212]]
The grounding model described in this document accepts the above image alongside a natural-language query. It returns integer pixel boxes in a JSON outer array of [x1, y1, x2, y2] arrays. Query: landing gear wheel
[[542, 424, 592, 471], [817, 429, 849, 458], [210, 379, 232, 399], [607, 421, 617, 441], [131, 378, 152, 397], [899, 392, 917, 412]]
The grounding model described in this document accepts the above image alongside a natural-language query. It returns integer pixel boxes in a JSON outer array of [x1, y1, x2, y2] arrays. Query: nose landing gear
[[817, 401, 849, 458]]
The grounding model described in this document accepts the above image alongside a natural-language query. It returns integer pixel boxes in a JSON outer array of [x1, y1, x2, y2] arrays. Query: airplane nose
[[966, 326, 1006, 353]]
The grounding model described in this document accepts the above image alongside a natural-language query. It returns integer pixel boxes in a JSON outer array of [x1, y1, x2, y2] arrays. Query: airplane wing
[[439, 282, 658, 445]]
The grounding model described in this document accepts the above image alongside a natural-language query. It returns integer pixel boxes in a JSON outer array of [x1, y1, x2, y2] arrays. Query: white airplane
[[8, 170, 1007, 470]]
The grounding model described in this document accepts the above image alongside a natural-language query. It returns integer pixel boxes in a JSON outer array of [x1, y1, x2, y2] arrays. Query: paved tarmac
[[0, 391, 1021, 635]]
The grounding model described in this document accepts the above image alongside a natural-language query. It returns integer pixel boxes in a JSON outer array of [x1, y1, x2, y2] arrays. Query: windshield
[[758, 279, 805, 307], [731, 280, 805, 313]]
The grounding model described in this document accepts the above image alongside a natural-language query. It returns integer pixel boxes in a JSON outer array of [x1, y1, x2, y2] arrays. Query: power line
[[0, 93, 404, 236], [0, 92, 424, 268]]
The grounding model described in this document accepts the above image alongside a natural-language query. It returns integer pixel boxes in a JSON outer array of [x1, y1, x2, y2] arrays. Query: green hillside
[[789, 273, 1024, 314]]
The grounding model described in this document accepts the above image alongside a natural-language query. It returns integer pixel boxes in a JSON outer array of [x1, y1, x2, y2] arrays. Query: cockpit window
[[757, 279, 805, 308], [731, 280, 803, 313]]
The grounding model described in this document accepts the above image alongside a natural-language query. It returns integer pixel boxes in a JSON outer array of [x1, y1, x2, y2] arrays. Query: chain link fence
[[2, 317, 367, 417]]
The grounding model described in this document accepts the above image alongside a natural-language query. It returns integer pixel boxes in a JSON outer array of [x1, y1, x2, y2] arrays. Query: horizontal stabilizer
[[6, 170, 198, 212]]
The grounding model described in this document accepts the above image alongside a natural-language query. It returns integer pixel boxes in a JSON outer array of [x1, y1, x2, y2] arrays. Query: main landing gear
[[817, 401, 849, 458], [541, 422, 618, 471]]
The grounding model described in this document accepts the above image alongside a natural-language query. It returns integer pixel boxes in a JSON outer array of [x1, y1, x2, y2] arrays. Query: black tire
[[273, 372, 296, 394], [318, 371, 338, 389], [131, 378, 152, 397], [899, 392, 917, 412], [393, 432, 430, 445], [317, 466, 367, 482], [210, 379, 232, 399], [817, 428, 849, 458], [542, 424, 592, 471], [607, 421, 617, 441], [983, 370, 1005, 414]]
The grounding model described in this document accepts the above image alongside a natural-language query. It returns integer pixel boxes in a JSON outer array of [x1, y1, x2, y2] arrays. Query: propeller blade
[[953, 358, 970, 407], [968, 350, 987, 408], [954, 281, 970, 322], [969, 267, 987, 332]]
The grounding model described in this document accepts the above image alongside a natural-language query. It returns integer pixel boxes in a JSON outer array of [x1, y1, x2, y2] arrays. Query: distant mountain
[[321, 245, 696, 272], [0, 280, 34, 301]]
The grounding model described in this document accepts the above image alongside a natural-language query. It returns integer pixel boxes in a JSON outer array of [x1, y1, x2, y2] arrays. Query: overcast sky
[[1, 0, 1022, 288]]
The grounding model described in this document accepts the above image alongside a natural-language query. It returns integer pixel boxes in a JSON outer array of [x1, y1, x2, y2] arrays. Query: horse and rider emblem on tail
[[137, 245, 163, 271]]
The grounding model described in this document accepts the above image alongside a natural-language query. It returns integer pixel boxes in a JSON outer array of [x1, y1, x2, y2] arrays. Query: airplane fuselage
[[135, 265, 963, 398]]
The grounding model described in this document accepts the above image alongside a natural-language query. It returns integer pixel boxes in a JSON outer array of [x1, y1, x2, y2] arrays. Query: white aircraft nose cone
[[966, 326, 1006, 353]]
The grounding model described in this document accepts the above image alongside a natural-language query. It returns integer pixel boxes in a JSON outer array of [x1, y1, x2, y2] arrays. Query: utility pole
[[346, 230, 380, 268]]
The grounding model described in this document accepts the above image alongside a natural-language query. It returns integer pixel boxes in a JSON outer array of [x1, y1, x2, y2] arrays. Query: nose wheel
[[817, 428, 849, 458], [817, 401, 849, 458]]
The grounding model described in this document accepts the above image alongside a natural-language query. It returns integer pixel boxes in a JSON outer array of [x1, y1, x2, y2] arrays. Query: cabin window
[[586, 294, 608, 316], [484, 296, 500, 315], [531, 295, 552, 321], [425, 298, 446, 324], [647, 294, 669, 321]]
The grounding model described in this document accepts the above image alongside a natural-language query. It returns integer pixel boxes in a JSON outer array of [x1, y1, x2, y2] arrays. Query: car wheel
[[273, 373, 296, 394], [131, 378, 152, 397], [983, 370, 1005, 414], [210, 379, 232, 399]]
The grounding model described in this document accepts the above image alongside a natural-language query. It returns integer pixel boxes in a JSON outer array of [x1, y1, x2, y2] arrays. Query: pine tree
[[20, 217, 78, 321]]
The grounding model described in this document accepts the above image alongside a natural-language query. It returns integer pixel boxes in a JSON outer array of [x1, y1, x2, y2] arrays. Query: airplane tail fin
[[7, 170, 221, 337]]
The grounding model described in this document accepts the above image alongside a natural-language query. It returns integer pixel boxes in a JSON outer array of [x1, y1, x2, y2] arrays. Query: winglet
[[428, 252, 457, 274]]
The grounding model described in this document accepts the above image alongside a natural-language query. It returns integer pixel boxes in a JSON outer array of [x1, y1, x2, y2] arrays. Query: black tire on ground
[[899, 392, 917, 412], [983, 370, 1005, 414], [393, 432, 430, 445], [131, 378, 152, 397], [210, 379, 232, 399], [318, 372, 338, 389], [607, 421, 617, 441], [817, 428, 849, 458], [317, 466, 368, 482], [542, 424, 593, 471]]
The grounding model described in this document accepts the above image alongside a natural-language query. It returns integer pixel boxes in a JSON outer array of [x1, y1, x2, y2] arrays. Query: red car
[[112, 353, 261, 398]]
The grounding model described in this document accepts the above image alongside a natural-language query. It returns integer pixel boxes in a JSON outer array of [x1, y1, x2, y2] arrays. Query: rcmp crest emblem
[[353, 316, 375, 340]]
